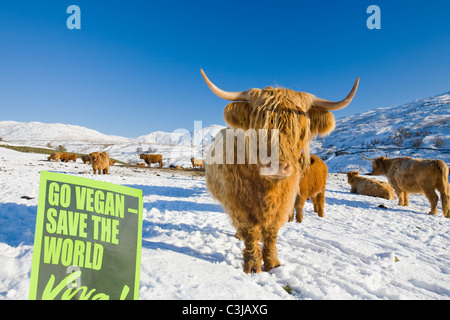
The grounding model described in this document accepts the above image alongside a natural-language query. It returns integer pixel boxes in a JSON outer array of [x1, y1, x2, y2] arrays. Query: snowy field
[[0, 146, 449, 300]]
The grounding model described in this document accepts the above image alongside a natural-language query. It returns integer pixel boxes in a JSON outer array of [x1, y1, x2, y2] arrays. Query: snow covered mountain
[[0, 120, 131, 145], [0, 121, 225, 167], [0, 91, 448, 170]]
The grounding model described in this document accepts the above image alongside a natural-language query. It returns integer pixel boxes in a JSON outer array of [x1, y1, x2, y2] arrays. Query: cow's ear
[[308, 107, 336, 138], [223, 102, 252, 130]]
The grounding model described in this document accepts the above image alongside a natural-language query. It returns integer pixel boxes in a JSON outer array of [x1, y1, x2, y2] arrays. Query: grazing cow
[[57, 152, 69, 162], [289, 155, 328, 223], [202, 69, 359, 273], [191, 157, 204, 169], [48, 152, 61, 162], [81, 154, 91, 164], [344, 170, 395, 200], [89, 151, 110, 175], [63, 153, 77, 163], [109, 159, 116, 166], [140, 153, 163, 167], [362, 154, 450, 217]]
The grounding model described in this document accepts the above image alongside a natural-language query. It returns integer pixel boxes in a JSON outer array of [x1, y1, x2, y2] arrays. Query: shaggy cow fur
[[140, 154, 163, 167], [89, 151, 110, 175], [289, 155, 328, 223], [203, 70, 358, 273], [191, 157, 204, 169], [367, 156, 450, 217], [346, 171, 395, 200]]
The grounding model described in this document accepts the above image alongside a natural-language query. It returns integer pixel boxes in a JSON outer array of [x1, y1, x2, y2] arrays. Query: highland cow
[[57, 152, 69, 162], [89, 151, 110, 175], [362, 154, 450, 217], [47, 152, 61, 162], [191, 157, 204, 169], [140, 153, 163, 167], [63, 153, 77, 163], [345, 170, 395, 200], [289, 155, 328, 223], [202, 69, 359, 273]]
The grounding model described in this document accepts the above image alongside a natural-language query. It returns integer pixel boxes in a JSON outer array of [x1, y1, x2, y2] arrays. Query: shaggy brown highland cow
[[345, 170, 395, 200], [63, 153, 77, 163], [362, 154, 450, 217], [289, 155, 328, 223], [48, 152, 61, 162], [140, 154, 163, 167], [202, 69, 359, 273], [191, 157, 204, 169], [57, 152, 69, 162], [89, 151, 110, 175]]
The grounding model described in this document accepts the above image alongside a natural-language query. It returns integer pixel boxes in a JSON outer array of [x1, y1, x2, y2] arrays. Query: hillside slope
[[311, 91, 450, 172]]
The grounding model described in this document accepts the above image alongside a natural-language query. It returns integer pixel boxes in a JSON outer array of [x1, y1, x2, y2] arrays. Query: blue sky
[[0, 0, 449, 138]]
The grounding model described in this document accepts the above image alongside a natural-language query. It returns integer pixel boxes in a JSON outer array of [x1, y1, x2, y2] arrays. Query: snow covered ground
[[1, 146, 449, 300]]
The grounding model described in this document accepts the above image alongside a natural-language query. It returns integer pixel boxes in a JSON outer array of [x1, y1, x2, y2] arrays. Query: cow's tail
[[436, 160, 450, 218]]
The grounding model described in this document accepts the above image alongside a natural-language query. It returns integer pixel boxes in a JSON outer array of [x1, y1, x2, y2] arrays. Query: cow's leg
[[403, 192, 410, 206], [261, 225, 280, 272], [423, 188, 438, 215], [294, 194, 306, 223], [313, 192, 325, 218], [437, 183, 450, 218], [239, 226, 262, 273], [397, 190, 407, 206]]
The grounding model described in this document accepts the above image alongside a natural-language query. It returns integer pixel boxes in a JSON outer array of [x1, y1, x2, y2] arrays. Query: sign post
[[29, 171, 143, 300]]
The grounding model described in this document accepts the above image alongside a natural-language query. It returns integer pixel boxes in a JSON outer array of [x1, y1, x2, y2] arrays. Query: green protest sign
[[29, 171, 143, 300]]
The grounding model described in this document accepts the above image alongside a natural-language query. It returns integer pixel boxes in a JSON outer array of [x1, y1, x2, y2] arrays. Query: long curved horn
[[200, 69, 250, 101], [311, 77, 360, 111], [360, 153, 376, 161]]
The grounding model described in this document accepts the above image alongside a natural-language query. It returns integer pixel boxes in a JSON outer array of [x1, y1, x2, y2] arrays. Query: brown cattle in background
[[345, 170, 395, 200], [202, 69, 359, 273], [362, 154, 450, 217], [63, 153, 77, 163], [191, 157, 204, 169], [89, 151, 110, 174], [47, 152, 62, 162], [140, 153, 163, 167], [289, 155, 328, 223]]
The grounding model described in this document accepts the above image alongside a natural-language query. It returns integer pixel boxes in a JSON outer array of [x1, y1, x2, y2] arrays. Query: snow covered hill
[[0, 121, 225, 168], [312, 91, 450, 172]]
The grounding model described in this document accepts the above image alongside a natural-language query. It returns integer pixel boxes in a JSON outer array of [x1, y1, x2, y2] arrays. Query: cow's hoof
[[243, 262, 262, 274], [263, 260, 281, 272]]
